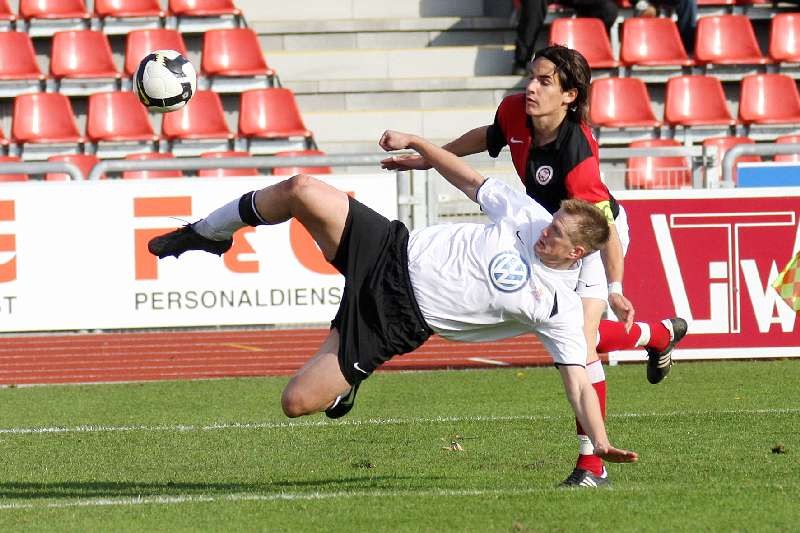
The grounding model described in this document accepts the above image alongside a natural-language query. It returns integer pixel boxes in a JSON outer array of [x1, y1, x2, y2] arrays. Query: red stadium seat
[[738, 74, 800, 125], [95, 0, 164, 18], [122, 152, 183, 179], [774, 134, 800, 163], [589, 77, 661, 127], [695, 15, 769, 66], [197, 150, 259, 177], [0, 32, 46, 94], [12, 93, 84, 159], [664, 75, 735, 127], [46, 153, 101, 181], [625, 139, 692, 189], [0, 156, 29, 182], [19, 0, 92, 36], [272, 150, 333, 176], [124, 29, 189, 76], [86, 91, 159, 156], [0, 0, 15, 22], [161, 90, 234, 154], [621, 18, 693, 68], [169, 0, 243, 31], [201, 28, 276, 90], [238, 88, 313, 152], [548, 18, 619, 69], [50, 30, 121, 93], [703, 136, 761, 184], [769, 14, 800, 64]]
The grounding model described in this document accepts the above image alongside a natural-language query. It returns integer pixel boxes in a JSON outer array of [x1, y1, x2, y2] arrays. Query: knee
[[283, 173, 318, 198], [281, 386, 310, 418]]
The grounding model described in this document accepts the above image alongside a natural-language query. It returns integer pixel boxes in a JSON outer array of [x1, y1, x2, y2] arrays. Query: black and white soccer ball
[[134, 50, 197, 113]]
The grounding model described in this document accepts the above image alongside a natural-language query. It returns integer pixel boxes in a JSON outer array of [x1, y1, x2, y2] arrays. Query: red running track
[[0, 328, 558, 386]]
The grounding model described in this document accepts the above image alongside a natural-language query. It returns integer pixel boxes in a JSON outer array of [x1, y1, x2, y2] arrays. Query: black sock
[[238, 191, 270, 227]]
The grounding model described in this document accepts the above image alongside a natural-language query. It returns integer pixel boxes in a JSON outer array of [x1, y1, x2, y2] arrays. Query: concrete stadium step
[[253, 17, 514, 51], [238, 0, 498, 21], [267, 45, 515, 82]]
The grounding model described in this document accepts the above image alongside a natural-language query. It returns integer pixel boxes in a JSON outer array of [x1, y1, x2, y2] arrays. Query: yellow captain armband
[[594, 200, 616, 225]]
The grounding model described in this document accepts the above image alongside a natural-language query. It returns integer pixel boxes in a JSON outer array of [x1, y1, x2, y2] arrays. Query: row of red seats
[[552, 14, 800, 68], [0, 0, 239, 23], [0, 28, 274, 92], [0, 149, 332, 181], [590, 73, 800, 130], [626, 135, 800, 189], [0, 88, 312, 157]]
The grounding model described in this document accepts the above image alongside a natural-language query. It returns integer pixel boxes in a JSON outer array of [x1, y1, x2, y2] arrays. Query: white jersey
[[407, 178, 587, 367]]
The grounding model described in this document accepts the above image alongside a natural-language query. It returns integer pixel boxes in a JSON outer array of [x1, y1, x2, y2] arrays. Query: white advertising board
[[0, 175, 397, 332]]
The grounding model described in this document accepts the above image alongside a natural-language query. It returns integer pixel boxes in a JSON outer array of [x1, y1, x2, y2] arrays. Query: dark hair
[[532, 45, 591, 124], [559, 199, 610, 255]]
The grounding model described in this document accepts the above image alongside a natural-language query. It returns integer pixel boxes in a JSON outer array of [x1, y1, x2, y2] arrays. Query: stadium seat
[[663, 75, 736, 141], [0, 1, 17, 32], [161, 90, 234, 155], [197, 150, 259, 177], [238, 88, 313, 153], [11, 93, 84, 160], [694, 15, 769, 67], [50, 30, 121, 95], [169, 0, 243, 32], [0, 156, 29, 182], [124, 29, 189, 77], [620, 18, 693, 69], [0, 32, 46, 97], [19, 0, 92, 37], [45, 153, 101, 181], [702, 136, 761, 184], [122, 152, 184, 179], [94, 0, 166, 34], [589, 77, 660, 142], [271, 150, 333, 176], [625, 139, 692, 189], [769, 14, 800, 64], [201, 28, 277, 92], [548, 18, 619, 69], [738, 74, 800, 125], [774, 134, 800, 162], [86, 91, 160, 157]]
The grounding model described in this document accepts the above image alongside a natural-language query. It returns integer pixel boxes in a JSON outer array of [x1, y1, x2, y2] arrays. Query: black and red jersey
[[486, 93, 618, 218]]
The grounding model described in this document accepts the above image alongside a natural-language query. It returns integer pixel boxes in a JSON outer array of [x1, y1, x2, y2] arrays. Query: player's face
[[524, 57, 577, 119], [534, 211, 581, 267]]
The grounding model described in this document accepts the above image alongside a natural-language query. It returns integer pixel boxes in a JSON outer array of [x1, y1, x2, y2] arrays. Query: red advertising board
[[618, 189, 800, 360]]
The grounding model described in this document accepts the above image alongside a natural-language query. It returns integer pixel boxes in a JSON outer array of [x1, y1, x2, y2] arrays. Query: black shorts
[[330, 197, 433, 386]]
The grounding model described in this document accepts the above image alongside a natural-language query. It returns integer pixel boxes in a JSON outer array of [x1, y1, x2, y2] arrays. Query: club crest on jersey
[[535, 165, 553, 185], [488, 251, 530, 293]]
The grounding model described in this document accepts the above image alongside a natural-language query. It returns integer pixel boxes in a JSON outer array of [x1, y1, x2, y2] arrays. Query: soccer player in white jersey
[[148, 129, 639, 474]]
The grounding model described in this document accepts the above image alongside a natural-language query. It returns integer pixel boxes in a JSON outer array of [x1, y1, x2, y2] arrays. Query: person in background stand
[[513, 0, 619, 75], [634, 0, 698, 55], [382, 44, 687, 488]]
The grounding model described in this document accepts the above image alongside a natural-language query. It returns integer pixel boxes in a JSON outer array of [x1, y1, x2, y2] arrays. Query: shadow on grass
[[0, 476, 447, 500]]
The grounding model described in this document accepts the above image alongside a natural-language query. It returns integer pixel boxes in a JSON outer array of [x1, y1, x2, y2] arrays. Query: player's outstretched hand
[[380, 153, 432, 171], [594, 445, 638, 463]]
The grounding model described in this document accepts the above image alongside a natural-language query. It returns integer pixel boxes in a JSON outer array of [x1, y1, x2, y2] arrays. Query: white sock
[[634, 322, 651, 347], [193, 198, 245, 241]]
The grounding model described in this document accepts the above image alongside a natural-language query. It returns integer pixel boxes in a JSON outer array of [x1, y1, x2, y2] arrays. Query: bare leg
[[281, 328, 352, 418], [253, 174, 350, 261]]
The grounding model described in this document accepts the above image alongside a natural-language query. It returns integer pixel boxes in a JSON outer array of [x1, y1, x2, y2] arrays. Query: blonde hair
[[559, 199, 610, 255]]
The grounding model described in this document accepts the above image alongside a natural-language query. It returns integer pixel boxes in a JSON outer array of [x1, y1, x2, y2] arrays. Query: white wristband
[[608, 281, 623, 295]]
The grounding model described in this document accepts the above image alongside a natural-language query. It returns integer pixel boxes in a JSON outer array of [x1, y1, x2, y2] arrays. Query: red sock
[[596, 320, 672, 352], [596, 320, 641, 352], [575, 378, 606, 476]]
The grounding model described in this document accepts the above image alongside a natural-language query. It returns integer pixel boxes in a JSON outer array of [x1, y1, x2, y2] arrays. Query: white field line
[[0, 408, 797, 437], [0, 487, 565, 511]]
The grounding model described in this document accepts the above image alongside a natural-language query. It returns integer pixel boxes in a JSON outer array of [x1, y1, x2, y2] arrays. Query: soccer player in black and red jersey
[[382, 45, 687, 488]]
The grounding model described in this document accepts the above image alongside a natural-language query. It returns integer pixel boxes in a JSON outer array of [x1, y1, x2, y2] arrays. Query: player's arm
[[380, 125, 490, 171], [379, 130, 485, 202], [557, 364, 638, 463], [595, 201, 634, 330]]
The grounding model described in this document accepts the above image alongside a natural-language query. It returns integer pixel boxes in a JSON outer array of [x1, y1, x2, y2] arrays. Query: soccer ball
[[134, 50, 197, 113]]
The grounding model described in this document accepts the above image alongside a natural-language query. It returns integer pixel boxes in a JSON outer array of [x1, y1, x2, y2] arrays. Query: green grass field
[[1, 359, 798, 531]]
